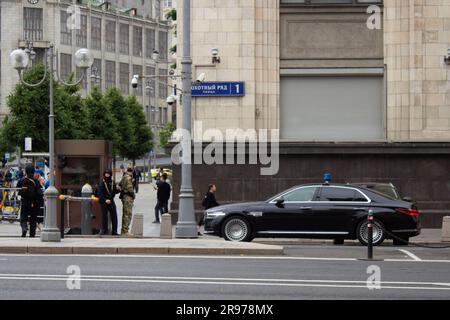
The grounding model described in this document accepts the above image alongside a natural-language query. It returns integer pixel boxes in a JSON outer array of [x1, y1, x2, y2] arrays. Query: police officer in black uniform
[[17, 165, 43, 238], [98, 169, 119, 235]]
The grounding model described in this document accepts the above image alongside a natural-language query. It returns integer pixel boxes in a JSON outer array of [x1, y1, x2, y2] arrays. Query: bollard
[[81, 184, 93, 235], [442, 216, 450, 242], [367, 210, 374, 260], [130, 213, 144, 237], [60, 198, 65, 239], [160, 213, 173, 239]]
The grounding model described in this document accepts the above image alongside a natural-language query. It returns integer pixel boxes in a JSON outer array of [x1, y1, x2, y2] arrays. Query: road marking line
[[1, 273, 449, 287], [0, 275, 449, 291], [398, 249, 422, 261]]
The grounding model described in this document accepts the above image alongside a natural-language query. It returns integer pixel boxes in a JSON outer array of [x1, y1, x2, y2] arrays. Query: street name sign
[[192, 82, 245, 97]]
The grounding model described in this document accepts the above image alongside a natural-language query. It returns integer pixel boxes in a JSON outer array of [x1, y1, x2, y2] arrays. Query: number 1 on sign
[[235, 84, 240, 94]]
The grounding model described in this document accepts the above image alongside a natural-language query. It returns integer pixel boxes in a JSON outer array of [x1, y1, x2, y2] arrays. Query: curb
[[0, 245, 284, 256]]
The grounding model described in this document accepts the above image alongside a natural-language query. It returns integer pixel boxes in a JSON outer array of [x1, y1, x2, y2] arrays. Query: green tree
[[0, 64, 86, 153], [159, 122, 176, 148], [83, 87, 118, 142], [103, 87, 133, 157], [122, 96, 153, 163]]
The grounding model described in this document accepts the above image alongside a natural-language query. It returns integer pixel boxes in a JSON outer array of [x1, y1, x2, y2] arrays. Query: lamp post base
[[175, 221, 198, 238], [40, 186, 61, 242], [40, 229, 61, 242]]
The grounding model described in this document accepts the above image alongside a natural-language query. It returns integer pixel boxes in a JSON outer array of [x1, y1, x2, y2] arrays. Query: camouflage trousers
[[121, 196, 134, 235]]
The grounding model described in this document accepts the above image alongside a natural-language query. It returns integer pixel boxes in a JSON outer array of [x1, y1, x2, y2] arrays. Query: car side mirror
[[275, 197, 285, 208], [402, 196, 412, 202]]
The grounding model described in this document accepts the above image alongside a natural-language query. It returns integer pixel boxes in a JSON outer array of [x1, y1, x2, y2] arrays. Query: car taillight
[[396, 208, 420, 217]]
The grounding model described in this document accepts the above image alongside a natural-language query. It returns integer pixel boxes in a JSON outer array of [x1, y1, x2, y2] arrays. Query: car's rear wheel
[[356, 219, 386, 246], [222, 216, 252, 242]]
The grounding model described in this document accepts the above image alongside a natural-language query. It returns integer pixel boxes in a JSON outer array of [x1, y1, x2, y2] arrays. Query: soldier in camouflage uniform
[[119, 165, 135, 236]]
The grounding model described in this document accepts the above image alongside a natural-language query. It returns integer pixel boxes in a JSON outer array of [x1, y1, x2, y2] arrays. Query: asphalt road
[[0, 246, 449, 300]]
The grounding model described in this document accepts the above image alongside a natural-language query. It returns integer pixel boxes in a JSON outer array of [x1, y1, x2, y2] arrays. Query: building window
[[91, 58, 102, 88], [60, 53, 72, 81], [76, 14, 88, 48], [158, 68, 167, 99], [146, 66, 156, 97], [105, 60, 116, 89], [162, 107, 168, 125], [60, 10, 72, 45], [145, 29, 156, 59], [91, 17, 102, 50], [158, 107, 163, 125], [105, 20, 116, 52], [119, 24, 129, 55], [119, 63, 130, 95], [133, 26, 143, 57], [133, 65, 143, 96], [23, 7, 43, 41], [151, 106, 156, 124], [158, 31, 168, 61]]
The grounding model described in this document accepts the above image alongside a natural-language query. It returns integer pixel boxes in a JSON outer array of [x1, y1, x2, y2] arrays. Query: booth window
[[61, 157, 100, 187]]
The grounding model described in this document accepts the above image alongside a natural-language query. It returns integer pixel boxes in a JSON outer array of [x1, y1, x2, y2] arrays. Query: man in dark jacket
[[16, 165, 43, 238], [199, 184, 219, 235], [153, 173, 171, 223], [202, 184, 219, 210], [98, 169, 119, 235], [133, 168, 142, 194]]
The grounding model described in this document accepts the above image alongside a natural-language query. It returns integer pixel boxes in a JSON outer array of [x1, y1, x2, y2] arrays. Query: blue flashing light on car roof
[[323, 173, 332, 185]]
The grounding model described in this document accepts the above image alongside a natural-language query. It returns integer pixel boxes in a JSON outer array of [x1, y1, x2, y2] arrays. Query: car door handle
[[300, 207, 312, 210]]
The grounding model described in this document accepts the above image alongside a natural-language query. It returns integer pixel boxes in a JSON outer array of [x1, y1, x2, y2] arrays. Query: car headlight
[[206, 211, 226, 218]]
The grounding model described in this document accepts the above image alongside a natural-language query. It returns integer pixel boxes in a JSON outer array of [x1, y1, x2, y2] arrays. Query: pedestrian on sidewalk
[[98, 169, 119, 236], [199, 184, 220, 235], [16, 165, 43, 238], [133, 168, 142, 194], [153, 173, 171, 224], [119, 165, 135, 236], [33, 172, 45, 231]]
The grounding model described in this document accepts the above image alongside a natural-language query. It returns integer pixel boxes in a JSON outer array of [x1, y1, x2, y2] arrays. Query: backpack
[[19, 178, 41, 201]]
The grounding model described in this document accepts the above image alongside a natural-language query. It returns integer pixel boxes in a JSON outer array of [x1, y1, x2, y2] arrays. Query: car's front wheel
[[356, 219, 386, 246], [222, 216, 252, 242]]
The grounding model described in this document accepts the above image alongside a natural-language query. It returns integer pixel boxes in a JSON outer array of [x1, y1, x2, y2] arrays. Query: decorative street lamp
[[90, 66, 101, 86], [176, 0, 197, 238], [10, 43, 93, 242]]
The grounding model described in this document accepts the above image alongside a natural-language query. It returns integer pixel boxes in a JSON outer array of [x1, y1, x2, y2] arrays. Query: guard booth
[[55, 140, 113, 234]]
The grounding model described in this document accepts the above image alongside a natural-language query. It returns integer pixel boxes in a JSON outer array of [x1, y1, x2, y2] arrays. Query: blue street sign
[[4, 153, 10, 160], [192, 82, 245, 97]]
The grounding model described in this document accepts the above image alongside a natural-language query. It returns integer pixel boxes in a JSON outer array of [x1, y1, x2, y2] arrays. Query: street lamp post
[[175, 0, 197, 238], [10, 44, 93, 242]]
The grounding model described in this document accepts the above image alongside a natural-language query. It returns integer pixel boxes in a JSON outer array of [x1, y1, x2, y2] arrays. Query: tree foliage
[[0, 64, 154, 162], [121, 96, 153, 162], [0, 64, 85, 153], [159, 122, 176, 148]]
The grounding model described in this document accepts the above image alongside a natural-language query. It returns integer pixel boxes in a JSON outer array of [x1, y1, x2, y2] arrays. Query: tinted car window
[[319, 187, 367, 202], [284, 187, 317, 202]]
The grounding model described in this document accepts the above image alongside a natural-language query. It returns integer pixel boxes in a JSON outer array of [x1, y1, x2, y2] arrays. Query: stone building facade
[[177, 0, 279, 139], [384, 0, 450, 140]]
